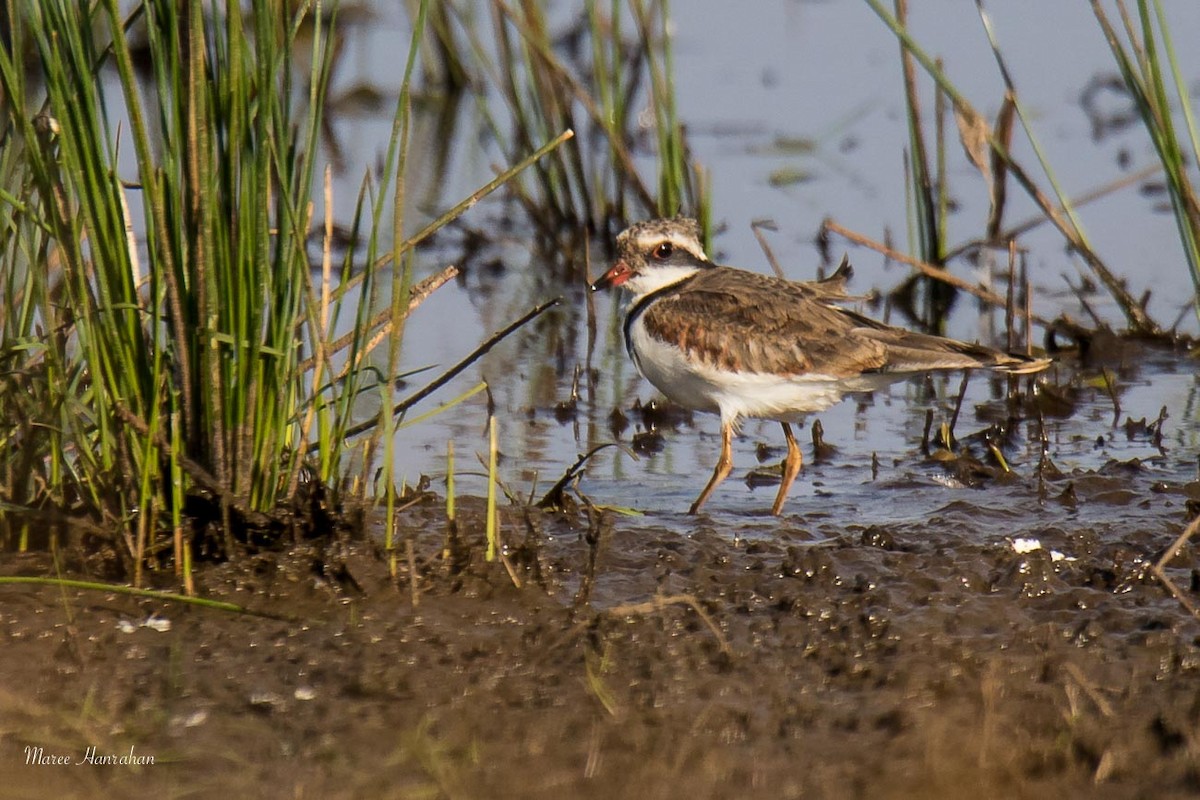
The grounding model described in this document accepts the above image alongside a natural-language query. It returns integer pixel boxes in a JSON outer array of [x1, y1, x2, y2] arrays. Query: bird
[[589, 217, 1051, 516]]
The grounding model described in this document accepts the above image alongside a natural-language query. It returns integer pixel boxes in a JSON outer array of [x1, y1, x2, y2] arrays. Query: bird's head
[[590, 217, 710, 298]]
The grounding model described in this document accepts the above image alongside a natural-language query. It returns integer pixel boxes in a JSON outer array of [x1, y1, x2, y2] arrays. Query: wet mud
[[5, 462, 1200, 799]]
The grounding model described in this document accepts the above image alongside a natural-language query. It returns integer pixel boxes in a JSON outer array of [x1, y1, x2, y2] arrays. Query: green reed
[[0, 0, 346, 579], [1091, 0, 1200, 323], [430, 0, 709, 235], [0, 0, 575, 586], [864, 0, 1165, 335]]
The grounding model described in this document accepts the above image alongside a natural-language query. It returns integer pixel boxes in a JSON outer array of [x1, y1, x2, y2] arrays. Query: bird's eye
[[653, 242, 674, 260]]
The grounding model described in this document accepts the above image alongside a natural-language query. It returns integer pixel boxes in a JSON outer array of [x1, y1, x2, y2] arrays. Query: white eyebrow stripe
[[633, 230, 708, 262]]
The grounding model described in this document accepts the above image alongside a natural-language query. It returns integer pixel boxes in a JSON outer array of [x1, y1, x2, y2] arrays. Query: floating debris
[[1009, 536, 1072, 562], [117, 615, 172, 634]]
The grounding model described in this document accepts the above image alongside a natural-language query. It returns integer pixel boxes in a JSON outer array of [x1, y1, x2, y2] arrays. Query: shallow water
[[308, 1, 1200, 512]]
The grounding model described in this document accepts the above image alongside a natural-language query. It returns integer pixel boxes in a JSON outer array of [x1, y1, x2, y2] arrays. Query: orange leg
[[771, 422, 804, 516], [688, 422, 734, 515]]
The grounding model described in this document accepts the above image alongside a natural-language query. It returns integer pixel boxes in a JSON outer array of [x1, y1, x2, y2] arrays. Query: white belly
[[628, 317, 895, 427]]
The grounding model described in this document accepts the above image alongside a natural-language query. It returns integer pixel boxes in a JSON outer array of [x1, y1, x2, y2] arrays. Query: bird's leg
[[688, 422, 734, 515], [771, 422, 803, 516]]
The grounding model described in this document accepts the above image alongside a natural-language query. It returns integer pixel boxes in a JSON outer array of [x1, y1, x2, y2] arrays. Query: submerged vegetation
[[0, 0, 706, 587]]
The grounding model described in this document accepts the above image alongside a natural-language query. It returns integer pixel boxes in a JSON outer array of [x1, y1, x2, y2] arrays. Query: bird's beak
[[589, 259, 632, 292]]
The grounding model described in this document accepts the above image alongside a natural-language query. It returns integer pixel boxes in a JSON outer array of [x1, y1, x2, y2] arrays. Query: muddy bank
[[4, 484, 1200, 799]]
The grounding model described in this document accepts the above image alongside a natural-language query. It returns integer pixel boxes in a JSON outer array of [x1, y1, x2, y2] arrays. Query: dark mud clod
[[780, 545, 837, 583], [631, 429, 665, 455], [811, 419, 836, 461], [860, 526, 895, 550], [608, 407, 629, 437]]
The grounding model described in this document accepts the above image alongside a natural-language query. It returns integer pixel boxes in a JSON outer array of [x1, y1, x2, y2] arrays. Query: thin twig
[[750, 219, 786, 279], [334, 297, 561, 444], [297, 265, 458, 373], [1150, 514, 1200, 621], [822, 218, 1053, 326], [537, 442, 635, 509], [607, 593, 731, 656]]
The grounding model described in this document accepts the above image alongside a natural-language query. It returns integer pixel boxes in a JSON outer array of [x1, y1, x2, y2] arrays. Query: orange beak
[[589, 259, 632, 292]]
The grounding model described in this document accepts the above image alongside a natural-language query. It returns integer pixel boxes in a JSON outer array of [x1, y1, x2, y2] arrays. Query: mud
[[5, 461, 1200, 800]]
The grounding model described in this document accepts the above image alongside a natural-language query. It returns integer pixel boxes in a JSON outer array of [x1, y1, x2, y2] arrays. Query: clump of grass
[[0, 0, 366, 579], [427, 0, 710, 241], [860, 0, 1195, 336], [1090, 0, 1200, 324], [0, 0, 570, 587]]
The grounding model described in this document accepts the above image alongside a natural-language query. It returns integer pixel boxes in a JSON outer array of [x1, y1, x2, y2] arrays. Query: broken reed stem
[[334, 297, 560, 444], [1023, 260, 1033, 356], [1150, 514, 1200, 621], [443, 439, 458, 565], [607, 593, 732, 656], [486, 416, 499, 562], [822, 218, 1053, 327], [406, 537, 419, 607], [1006, 240, 1017, 353], [948, 371, 970, 441], [446, 439, 456, 523], [1099, 368, 1121, 421], [751, 220, 786, 280], [296, 265, 458, 374]]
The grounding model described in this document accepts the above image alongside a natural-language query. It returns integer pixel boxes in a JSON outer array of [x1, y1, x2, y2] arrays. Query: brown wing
[[836, 307, 1050, 373], [640, 267, 889, 377], [641, 266, 1047, 377]]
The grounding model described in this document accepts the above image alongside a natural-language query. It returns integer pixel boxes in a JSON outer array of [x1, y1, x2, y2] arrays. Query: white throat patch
[[623, 263, 704, 299]]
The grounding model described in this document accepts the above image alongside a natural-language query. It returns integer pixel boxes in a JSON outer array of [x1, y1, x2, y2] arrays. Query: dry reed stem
[[751, 220, 786, 280], [492, 1, 655, 210], [296, 264, 458, 374], [335, 297, 560, 443], [353, 265, 459, 372], [607, 593, 732, 656], [406, 537, 419, 607], [822, 218, 1053, 327], [1150, 513, 1200, 621]]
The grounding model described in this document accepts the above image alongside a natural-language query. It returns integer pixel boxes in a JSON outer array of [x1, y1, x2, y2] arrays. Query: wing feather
[[638, 266, 1045, 377]]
